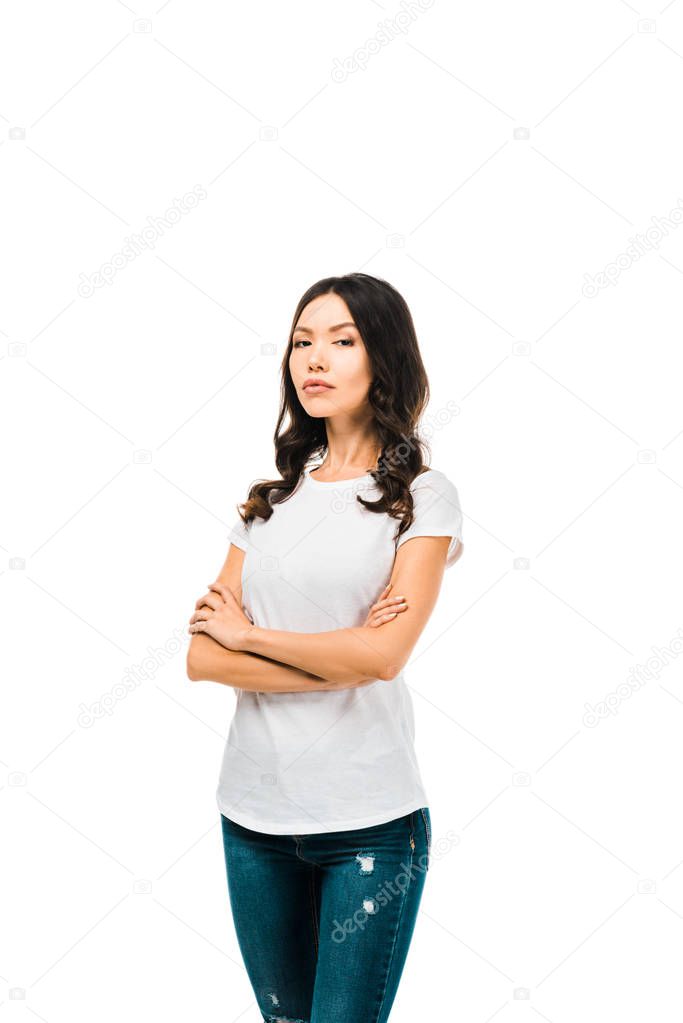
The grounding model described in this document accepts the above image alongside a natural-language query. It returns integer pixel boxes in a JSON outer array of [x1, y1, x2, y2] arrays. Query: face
[[289, 292, 373, 418]]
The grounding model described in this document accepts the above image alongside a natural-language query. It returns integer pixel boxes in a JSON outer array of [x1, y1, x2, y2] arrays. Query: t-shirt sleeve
[[395, 471, 464, 569], [228, 516, 251, 551]]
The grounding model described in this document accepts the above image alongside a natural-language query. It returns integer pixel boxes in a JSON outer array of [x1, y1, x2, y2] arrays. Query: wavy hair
[[235, 272, 432, 545]]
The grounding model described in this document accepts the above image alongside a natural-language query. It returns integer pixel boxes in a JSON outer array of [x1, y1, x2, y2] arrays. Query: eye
[[292, 338, 354, 348]]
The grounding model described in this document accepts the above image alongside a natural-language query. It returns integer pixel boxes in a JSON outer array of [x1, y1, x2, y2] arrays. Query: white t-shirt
[[215, 465, 464, 835]]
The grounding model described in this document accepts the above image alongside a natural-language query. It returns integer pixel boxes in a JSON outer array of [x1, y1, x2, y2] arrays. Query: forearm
[[187, 634, 377, 692], [240, 625, 394, 684]]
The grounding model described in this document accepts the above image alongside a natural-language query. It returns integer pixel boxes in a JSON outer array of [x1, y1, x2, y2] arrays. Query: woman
[[187, 272, 464, 1023]]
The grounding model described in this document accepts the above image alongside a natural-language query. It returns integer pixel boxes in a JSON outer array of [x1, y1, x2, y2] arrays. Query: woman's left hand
[[187, 582, 254, 651]]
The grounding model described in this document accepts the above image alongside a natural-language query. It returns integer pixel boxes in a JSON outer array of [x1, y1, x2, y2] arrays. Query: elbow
[[187, 634, 217, 682], [186, 636, 237, 686], [378, 659, 403, 683], [186, 646, 203, 682]]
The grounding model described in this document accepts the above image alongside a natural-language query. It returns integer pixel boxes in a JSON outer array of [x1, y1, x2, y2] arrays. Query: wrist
[[238, 624, 258, 652]]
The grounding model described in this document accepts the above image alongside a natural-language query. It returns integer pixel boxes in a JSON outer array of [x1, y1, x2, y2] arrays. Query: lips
[[303, 381, 334, 391]]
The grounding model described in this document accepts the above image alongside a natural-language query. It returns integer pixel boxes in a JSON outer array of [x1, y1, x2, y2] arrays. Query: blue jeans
[[220, 807, 431, 1023]]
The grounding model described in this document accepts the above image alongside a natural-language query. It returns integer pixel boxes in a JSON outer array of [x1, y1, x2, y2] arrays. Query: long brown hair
[[236, 272, 432, 545]]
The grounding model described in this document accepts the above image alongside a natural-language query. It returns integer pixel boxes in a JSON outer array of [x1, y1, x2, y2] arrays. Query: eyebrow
[[292, 321, 358, 334]]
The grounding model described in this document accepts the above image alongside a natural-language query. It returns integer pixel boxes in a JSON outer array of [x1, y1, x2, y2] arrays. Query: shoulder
[[408, 468, 463, 529], [411, 467, 459, 496], [394, 467, 464, 566], [228, 514, 251, 551]]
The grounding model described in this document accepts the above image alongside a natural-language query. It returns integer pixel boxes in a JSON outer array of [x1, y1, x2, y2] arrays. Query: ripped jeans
[[220, 807, 431, 1023]]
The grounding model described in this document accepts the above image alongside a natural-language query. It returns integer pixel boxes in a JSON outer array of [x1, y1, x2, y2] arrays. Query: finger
[[208, 582, 233, 601], [194, 592, 222, 611], [373, 596, 407, 611], [189, 609, 211, 624], [371, 606, 406, 626], [370, 612, 398, 627], [372, 600, 407, 617]]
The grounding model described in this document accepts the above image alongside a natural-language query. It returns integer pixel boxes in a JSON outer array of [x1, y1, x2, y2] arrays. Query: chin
[[301, 392, 337, 413]]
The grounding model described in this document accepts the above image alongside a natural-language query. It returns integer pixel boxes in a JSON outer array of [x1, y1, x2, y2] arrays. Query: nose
[[307, 341, 327, 371]]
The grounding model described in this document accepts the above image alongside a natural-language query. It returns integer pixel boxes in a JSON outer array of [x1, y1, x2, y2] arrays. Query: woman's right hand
[[362, 582, 408, 629], [306, 586, 409, 692]]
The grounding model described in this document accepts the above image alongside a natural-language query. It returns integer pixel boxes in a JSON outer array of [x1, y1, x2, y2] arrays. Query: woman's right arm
[[188, 634, 376, 692], [186, 544, 377, 693]]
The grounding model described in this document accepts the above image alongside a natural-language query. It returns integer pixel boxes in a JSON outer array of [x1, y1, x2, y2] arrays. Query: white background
[[2, 1, 683, 1020]]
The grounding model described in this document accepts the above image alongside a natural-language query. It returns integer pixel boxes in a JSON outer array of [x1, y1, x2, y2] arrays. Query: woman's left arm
[[239, 535, 457, 684]]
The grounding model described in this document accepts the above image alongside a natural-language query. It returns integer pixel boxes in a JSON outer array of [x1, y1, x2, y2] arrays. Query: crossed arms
[[186, 534, 460, 693]]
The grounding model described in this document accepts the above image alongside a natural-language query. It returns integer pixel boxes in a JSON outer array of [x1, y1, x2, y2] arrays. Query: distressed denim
[[220, 807, 431, 1023]]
